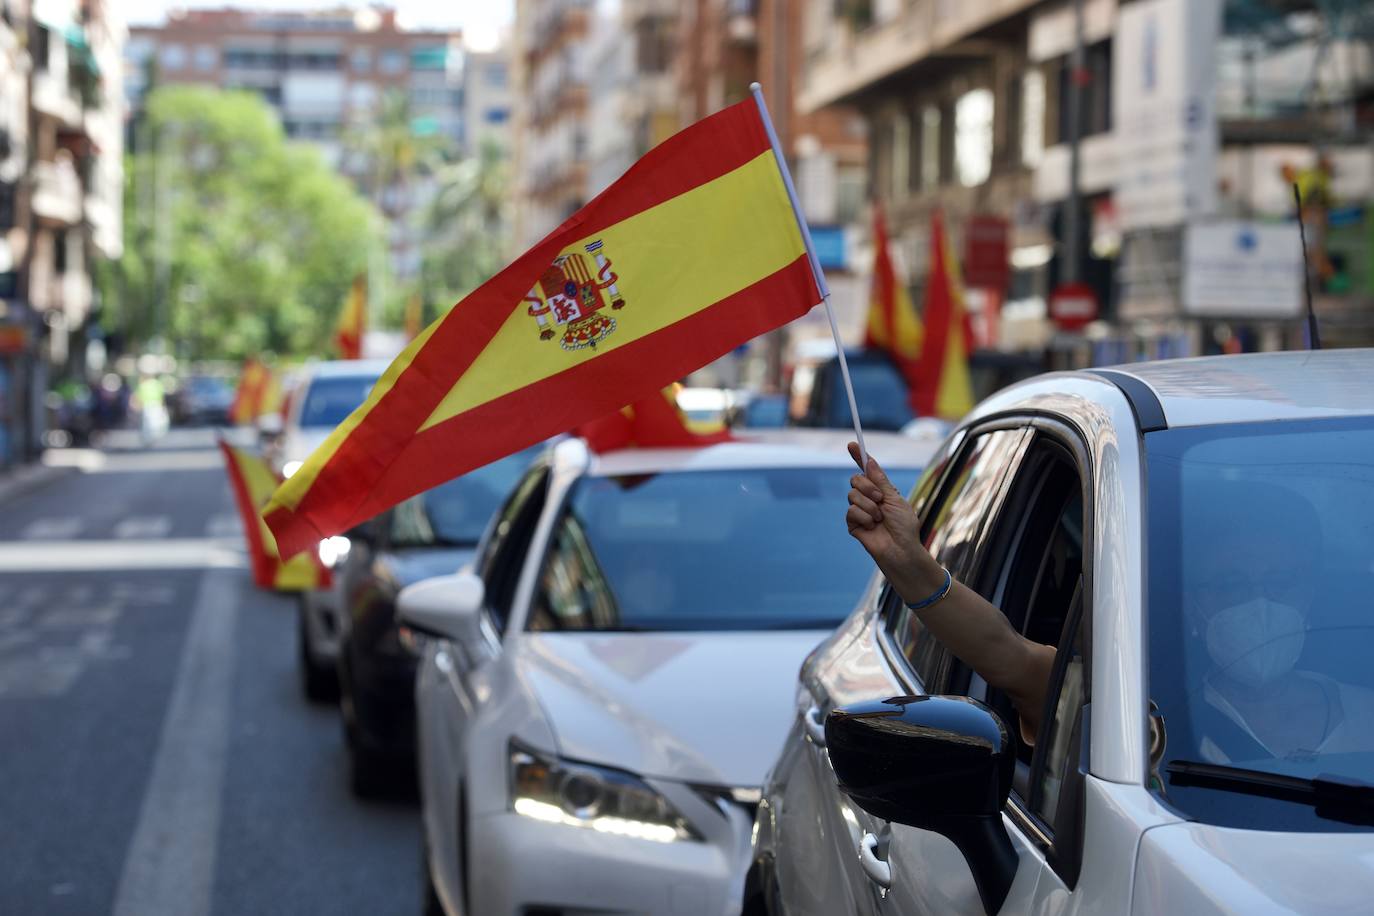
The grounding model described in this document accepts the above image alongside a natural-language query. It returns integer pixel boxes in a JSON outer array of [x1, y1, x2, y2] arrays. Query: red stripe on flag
[[219, 440, 275, 589], [266, 254, 816, 555]]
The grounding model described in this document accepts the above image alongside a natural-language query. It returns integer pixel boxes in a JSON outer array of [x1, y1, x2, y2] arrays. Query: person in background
[[133, 371, 168, 445]]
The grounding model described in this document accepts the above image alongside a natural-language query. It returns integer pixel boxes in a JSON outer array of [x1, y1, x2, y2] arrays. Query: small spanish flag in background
[[336, 274, 367, 360], [265, 98, 819, 558], [229, 357, 275, 426], [863, 202, 924, 413], [912, 211, 974, 420], [220, 440, 332, 591]]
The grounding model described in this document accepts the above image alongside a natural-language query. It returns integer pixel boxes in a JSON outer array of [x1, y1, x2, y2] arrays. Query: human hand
[[845, 442, 945, 601]]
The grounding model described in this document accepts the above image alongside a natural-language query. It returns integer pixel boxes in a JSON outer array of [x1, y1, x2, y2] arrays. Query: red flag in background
[[404, 292, 424, 342], [912, 211, 975, 420], [863, 202, 924, 412], [577, 385, 734, 453], [230, 358, 273, 426], [219, 440, 331, 591], [336, 274, 367, 360]]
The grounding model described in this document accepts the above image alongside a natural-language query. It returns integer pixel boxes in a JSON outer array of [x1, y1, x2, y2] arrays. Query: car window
[[969, 437, 1088, 848], [528, 466, 918, 633], [885, 427, 1029, 689], [298, 375, 380, 428], [478, 466, 550, 631], [389, 446, 542, 549]]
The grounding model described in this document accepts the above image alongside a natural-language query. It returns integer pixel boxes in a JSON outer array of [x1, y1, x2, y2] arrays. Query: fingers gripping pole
[[750, 81, 868, 469]]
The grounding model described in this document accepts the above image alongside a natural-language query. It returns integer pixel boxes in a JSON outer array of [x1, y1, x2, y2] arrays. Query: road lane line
[[113, 516, 173, 539], [0, 539, 244, 572], [20, 517, 83, 539], [111, 567, 241, 916], [204, 513, 242, 538]]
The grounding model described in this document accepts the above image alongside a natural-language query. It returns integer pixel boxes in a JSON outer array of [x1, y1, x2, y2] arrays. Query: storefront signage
[[1182, 221, 1303, 319]]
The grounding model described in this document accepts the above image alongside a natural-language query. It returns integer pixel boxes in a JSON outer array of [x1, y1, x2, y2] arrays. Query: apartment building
[[126, 7, 466, 284], [0, 0, 124, 468]]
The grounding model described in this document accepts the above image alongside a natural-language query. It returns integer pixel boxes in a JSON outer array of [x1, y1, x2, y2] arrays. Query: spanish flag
[[219, 440, 331, 591], [577, 385, 733, 453], [265, 98, 819, 558], [912, 210, 975, 420], [336, 274, 366, 360], [404, 292, 424, 342], [863, 202, 923, 412], [229, 358, 274, 426]]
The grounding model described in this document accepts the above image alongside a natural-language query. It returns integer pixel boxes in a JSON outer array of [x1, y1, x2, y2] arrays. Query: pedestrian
[[133, 371, 169, 445]]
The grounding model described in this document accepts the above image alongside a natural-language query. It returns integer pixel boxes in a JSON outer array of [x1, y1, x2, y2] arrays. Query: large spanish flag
[[912, 210, 975, 420], [863, 202, 923, 411], [265, 99, 819, 558], [577, 385, 733, 453], [336, 274, 366, 360], [219, 440, 331, 591]]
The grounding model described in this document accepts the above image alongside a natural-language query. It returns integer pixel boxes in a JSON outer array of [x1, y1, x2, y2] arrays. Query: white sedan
[[400, 430, 934, 916], [750, 349, 1374, 915]]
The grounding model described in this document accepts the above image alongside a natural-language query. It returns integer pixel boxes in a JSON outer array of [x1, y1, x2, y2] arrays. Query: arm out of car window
[[846, 443, 1057, 743]]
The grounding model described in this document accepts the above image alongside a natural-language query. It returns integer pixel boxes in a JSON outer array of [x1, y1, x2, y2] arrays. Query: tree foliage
[[420, 138, 511, 311], [103, 87, 381, 360]]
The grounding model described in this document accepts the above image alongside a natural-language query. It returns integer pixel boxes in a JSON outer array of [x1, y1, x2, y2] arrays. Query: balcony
[[31, 70, 83, 129], [799, 0, 1039, 113], [32, 159, 82, 225]]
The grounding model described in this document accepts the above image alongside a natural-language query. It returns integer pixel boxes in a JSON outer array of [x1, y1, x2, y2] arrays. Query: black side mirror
[[826, 695, 1019, 915]]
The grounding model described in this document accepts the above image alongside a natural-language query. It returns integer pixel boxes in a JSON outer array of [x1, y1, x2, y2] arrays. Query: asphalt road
[[0, 428, 421, 915]]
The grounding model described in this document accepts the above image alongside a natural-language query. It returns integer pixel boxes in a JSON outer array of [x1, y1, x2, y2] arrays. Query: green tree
[[103, 86, 381, 360], [419, 138, 511, 311]]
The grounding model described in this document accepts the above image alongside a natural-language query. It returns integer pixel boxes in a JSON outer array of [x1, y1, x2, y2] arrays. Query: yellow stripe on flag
[[420, 150, 805, 431]]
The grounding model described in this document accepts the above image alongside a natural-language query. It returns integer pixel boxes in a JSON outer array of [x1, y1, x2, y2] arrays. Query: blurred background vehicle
[[736, 392, 791, 429], [401, 429, 934, 916], [331, 443, 545, 797], [171, 374, 235, 427]]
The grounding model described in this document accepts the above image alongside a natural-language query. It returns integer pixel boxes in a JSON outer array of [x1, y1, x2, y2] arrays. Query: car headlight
[[508, 742, 698, 843], [316, 535, 351, 568]]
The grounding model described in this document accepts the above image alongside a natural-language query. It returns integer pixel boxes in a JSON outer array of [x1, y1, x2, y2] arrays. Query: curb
[[0, 460, 77, 505]]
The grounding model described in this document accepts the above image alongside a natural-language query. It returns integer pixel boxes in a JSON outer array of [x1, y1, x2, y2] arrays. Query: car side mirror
[[397, 572, 485, 644], [826, 695, 1019, 915]]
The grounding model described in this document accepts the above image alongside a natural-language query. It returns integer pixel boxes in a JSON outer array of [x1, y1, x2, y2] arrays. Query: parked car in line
[[335, 444, 545, 797], [748, 350, 1374, 916], [285, 359, 390, 700], [171, 374, 235, 426], [399, 429, 935, 916]]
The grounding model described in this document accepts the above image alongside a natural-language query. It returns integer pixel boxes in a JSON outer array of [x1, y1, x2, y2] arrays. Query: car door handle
[[859, 832, 892, 889], [803, 705, 827, 747]]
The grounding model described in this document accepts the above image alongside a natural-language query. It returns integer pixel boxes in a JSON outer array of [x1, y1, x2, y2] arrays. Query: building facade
[[0, 0, 124, 469]]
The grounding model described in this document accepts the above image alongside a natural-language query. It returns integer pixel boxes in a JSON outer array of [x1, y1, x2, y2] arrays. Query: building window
[[486, 63, 507, 88], [890, 111, 909, 199], [160, 43, 187, 71], [379, 49, 404, 74], [919, 105, 941, 190], [54, 230, 67, 275], [351, 47, 371, 71], [1021, 69, 1045, 167], [484, 107, 509, 124], [349, 81, 377, 109], [33, 26, 50, 71], [955, 88, 994, 187], [194, 44, 217, 71]]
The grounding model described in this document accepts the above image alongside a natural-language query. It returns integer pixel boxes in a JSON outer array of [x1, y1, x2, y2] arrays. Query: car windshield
[[1146, 415, 1374, 832], [832, 359, 913, 431], [530, 465, 918, 632], [188, 376, 230, 396], [389, 446, 544, 548], [298, 375, 379, 428]]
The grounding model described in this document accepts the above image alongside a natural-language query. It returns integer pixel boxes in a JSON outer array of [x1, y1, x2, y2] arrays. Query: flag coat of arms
[[266, 98, 820, 558], [219, 440, 332, 590]]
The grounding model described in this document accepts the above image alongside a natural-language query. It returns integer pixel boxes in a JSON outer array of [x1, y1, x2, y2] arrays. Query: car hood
[[512, 630, 827, 787], [1133, 820, 1374, 914], [383, 546, 476, 590]]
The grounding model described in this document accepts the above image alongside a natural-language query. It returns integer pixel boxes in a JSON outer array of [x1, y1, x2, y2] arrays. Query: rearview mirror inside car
[[826, 695, 1019, 915], [397, 572, 485, 644]]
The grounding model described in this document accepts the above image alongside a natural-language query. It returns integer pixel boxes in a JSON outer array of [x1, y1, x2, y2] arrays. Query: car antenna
[[1292, 183, 1323, 350]]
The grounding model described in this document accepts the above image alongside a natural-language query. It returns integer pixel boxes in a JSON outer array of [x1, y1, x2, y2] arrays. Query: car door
[[778, 425, 1033, 916], [416, 464, 550, 906], [881, 423, 1093, 915]]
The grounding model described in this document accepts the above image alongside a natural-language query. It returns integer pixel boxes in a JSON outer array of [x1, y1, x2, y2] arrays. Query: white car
[[281, 359, 390, 701], [400, 430, 935, 916], [749, 349, 1374, 915]]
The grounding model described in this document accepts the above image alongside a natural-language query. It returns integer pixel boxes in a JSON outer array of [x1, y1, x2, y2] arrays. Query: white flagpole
[[749, 82, 868, 469]]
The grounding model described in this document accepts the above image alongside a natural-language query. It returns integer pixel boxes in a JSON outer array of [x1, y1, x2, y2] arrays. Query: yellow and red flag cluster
[[265, 98, 819, 558], [229, 358, 280, 426], [863, 203, 924, 411], [912, 211, 975, 420], [219, 440, 332, 591], [336, 274, 367, 360]]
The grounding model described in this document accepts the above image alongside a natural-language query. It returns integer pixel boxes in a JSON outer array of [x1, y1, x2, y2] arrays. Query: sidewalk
[[0, 457, 77, 505]]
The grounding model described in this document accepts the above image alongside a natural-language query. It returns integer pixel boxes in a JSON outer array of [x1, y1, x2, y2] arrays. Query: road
[[0, 428, 421, 915]]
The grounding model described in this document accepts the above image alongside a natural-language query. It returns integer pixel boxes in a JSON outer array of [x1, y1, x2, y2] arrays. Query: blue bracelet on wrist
[[906, 567, 953, 611]]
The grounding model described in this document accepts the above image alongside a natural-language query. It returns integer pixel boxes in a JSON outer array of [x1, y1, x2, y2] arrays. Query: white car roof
[[1103, 349, 1374, 428], [299, 358, 393, 381], [576, 428, 936, 477]]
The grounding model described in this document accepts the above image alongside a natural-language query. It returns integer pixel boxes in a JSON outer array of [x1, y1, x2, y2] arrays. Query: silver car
[[751, 350, 1374, 915]]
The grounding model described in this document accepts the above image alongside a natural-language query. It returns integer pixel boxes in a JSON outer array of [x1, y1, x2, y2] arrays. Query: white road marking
[[20, 517, 83, 539], [113, 516, 173, 539], [111, 567, 240, 916], [204, 513, 242, 538], [0, 539, 244, 572]]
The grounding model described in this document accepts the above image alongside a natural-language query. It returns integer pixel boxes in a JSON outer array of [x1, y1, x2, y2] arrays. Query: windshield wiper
[[1166, 760, 1374, 825]]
